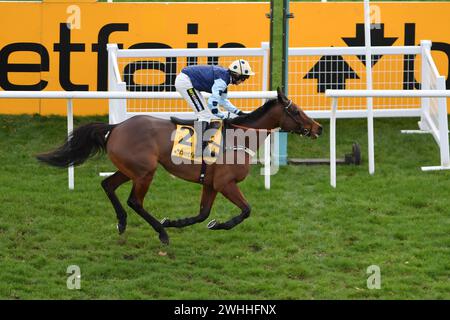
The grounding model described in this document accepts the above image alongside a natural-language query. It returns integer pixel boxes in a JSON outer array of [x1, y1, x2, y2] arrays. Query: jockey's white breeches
[[175, 73, 213, 122]]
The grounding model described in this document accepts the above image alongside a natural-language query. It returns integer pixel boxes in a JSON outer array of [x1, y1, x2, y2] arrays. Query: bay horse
[[36, 88, 322, 245]]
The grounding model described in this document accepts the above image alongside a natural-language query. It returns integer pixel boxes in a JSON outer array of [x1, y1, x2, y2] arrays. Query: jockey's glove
[[214, 111, 227, 119]]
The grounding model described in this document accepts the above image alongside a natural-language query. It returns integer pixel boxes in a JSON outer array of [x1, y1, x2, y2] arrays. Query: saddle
[[170, 117, 225, 130], [170, 117, 197, 126], [170, 117, 225, 184]]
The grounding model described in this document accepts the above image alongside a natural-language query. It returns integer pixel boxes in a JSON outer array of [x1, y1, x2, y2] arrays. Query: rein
[[229, 123, 277, 133], [229, 100, 309, 135]]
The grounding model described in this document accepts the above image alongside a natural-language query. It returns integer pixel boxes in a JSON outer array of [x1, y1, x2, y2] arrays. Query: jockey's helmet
[[228, 59, 255, 84]]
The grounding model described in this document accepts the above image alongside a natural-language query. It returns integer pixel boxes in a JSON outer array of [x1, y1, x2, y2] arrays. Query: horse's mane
[[230, 98, 278, 125]]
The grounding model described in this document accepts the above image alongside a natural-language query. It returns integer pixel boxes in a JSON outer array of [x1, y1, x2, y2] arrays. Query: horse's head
[[277, 88, 322, 139]]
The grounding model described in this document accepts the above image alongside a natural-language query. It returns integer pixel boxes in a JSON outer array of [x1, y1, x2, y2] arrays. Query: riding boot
[[194, 120, 210, 161], [201, 121, 210, 157]]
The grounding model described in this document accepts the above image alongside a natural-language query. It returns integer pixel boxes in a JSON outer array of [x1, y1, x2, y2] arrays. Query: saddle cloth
[[171, 120, 223, 164]]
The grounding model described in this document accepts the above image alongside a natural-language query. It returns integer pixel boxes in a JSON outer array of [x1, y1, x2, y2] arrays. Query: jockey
[[175, 59, 255, 121], [174, 59, 255, 158]]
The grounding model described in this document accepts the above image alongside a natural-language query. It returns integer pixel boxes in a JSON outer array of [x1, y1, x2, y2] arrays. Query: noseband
[[282, 100, 310, 136]]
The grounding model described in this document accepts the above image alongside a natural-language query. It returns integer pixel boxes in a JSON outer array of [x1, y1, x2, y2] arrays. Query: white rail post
[[262, 41, 271, 190], [107, 44, 128, 124], [419, 40, 432, 131], [261, 42, 270, 105], [264, 134, 271, 190], [364, 0, 375, 175], [437, 76, 450, 167], [67, 98, 74, 190], [330, 97, 337, 188], [107, 44, 117, 124]]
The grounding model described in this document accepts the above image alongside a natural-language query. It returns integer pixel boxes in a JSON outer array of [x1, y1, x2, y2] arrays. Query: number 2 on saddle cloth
[[171, 120, 224, 182]]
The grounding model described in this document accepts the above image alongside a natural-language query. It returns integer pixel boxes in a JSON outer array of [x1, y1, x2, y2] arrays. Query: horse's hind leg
[[162, 185, 217, 228], [101, 171, 130, 234], [127, 172, 170, 245], [208, 181, 251, 231]]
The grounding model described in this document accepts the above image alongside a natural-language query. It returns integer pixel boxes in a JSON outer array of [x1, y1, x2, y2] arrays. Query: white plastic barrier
[[287, 45, 425, 119], [109, 42, 436, 122], [326, 89, 450, 188]]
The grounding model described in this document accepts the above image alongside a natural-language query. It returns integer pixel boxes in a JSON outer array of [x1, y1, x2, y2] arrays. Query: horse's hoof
[[207, 219, 217, 229], [159, 232, 170, 245], [117, 223, 126, 235], [161, 217, 170, 227]]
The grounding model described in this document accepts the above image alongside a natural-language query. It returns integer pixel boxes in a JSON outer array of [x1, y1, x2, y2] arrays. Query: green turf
[[0, 114, 448, 299]]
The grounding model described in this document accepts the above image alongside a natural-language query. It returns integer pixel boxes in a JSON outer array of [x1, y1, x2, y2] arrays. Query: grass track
[[0, 114, 448, 299]]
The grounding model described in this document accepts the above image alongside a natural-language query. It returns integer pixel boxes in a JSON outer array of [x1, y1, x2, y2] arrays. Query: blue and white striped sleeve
[[219, 91, 240, 114]]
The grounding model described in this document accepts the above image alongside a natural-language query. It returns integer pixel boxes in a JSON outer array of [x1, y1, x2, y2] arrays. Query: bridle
[[228, 99, 311, 136], [281, 100, 311, 136]]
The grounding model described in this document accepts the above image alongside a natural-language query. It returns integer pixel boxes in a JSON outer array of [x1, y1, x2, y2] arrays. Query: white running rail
[[326, 89, 450, 188], [110, 42, 430, 121]]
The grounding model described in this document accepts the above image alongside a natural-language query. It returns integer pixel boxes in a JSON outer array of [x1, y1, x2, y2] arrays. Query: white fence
[[0, 41, 446, 190], [287, 44, 427, 119], [418, 43, 448, 152], [326, 89, 450, 188], [107, 39, 447, 189], [324, 39, 449, 188], [107, 43, 270, 124], [108, 41, 436, 121]]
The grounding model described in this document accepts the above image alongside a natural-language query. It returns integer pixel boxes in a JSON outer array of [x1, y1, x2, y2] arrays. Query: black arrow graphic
[[342, 23, 397, 66], [304, 55, 360, 93]]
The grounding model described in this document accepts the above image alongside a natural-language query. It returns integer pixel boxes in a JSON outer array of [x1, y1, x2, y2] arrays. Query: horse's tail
[[36, 122, 117, 168]]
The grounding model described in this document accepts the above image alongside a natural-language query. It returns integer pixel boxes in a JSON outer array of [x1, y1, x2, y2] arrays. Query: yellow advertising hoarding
[[0, 2, 269, 115], [0, 2, 449, 115]]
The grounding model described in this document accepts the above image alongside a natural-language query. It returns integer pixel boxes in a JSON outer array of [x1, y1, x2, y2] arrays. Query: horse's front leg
[[161, 185, 217, 228], [207, 181, 251, 230]]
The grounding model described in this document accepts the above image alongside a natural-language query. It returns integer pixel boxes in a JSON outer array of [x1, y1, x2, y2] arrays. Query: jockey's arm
[[208, 79, 242, 117]]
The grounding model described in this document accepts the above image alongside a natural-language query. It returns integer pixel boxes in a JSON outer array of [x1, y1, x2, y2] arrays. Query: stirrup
[[194, 121, 209, 158], [195, 121, 209, 184]]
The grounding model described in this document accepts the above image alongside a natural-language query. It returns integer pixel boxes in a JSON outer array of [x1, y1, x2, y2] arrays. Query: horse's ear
[[277, 87, 289, 105], [277, 87, 283, 102]]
